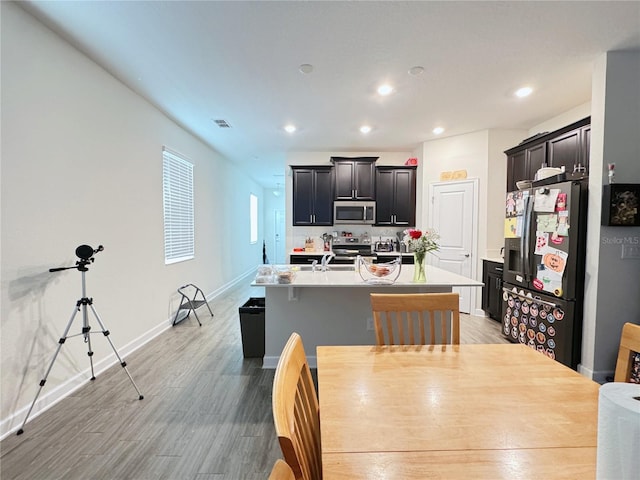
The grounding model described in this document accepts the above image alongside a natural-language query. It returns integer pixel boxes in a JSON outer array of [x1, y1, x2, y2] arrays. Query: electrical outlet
[[366, 317, 374, 331]]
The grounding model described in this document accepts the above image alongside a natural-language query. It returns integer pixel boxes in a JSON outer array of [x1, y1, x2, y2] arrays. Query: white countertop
[[254, 264, 482, 288]]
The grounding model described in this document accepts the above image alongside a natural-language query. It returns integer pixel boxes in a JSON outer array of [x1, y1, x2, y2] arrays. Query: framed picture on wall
[[601, 184, 640, 226]]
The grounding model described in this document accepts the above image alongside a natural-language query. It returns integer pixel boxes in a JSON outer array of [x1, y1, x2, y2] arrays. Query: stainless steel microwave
[[334, 201, 376, 224]]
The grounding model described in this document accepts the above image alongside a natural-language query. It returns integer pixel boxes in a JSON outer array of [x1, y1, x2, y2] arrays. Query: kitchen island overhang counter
[[252, 265, 483, 368]]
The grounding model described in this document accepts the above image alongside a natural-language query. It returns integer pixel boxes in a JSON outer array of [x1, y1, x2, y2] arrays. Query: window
[[250, 193, 258, 244], [162, 147, 194, 264]]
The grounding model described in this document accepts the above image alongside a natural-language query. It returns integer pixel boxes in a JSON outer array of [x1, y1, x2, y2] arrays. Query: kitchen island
[[253, 264, 482, 368]]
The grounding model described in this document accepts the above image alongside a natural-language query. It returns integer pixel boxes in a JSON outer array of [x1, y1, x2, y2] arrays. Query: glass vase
[[413, 252, 426, 283]]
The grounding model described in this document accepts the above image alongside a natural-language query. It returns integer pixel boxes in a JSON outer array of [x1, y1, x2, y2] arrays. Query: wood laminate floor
[[0, 280, 506, 479]]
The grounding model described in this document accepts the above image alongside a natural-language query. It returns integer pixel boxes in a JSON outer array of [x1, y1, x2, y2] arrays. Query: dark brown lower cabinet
[[482, 260, 503, 321]]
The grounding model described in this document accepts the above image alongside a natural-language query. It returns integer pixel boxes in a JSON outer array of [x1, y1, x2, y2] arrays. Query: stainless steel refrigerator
[[501, 178, 588, 369]]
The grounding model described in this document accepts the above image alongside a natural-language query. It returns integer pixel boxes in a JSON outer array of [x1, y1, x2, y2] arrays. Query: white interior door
[[428, 180, 478, 314], [274, 209, 285, 264]]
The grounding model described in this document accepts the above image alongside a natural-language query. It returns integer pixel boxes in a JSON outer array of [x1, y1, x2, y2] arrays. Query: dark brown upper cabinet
[[291, 166, 334, 226], [375, 166, 416, 226], [505, 117, 590, 192], [331, 156, 377, 201]]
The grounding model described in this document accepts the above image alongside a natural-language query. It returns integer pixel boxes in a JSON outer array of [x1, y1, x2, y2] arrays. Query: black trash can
[[239, 297, 265, 358]]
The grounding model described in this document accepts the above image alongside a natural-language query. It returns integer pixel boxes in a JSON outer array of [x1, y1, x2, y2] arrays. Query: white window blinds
[[162, 148, 194, 264]]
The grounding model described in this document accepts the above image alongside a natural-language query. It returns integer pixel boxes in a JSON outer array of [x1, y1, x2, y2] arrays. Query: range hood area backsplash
[[292, 225, 410, 252]]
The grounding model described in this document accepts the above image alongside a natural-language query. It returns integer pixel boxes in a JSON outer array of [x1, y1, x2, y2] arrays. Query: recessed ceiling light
[[408, 66, 424, 76], [515, 86, 533, 98], [284, 124, 296, 133], [377, 84, 393, 96], [360, 125, 372, 134], [433, 127, 445, 135], [299, 63, 314, 74]]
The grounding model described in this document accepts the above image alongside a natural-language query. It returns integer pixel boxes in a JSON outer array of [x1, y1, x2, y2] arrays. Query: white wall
[[581, 51, 640, 381], [1, 3, 264, 437], [528, 102, 592, 136]]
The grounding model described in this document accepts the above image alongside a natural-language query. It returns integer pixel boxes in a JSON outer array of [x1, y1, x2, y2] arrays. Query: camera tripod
[[17, 245, 143, 435]]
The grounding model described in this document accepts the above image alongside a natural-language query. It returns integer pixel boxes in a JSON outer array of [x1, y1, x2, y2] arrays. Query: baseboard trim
[[262, 356, 279, 369], [577, 364, 613, 384], [0, 271, 253, 440]]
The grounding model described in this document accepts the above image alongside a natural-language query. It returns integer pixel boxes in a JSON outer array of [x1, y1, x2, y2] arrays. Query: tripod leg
[[88, 304, 144, 400], [17, 304, 80, 435], [81, 302, 96, 381]]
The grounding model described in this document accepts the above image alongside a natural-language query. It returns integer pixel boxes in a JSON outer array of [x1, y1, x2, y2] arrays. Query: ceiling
[[19, 1, 640, 189]]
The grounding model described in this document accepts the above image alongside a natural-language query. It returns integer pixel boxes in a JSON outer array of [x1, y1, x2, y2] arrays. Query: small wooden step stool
[[172, 283, 214, 326]]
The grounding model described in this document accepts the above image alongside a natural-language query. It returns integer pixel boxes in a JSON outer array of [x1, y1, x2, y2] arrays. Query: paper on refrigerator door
[[504, 217, 524, 238], [536, 214, 558, 232], [534, 188, 560, 212], [535, 232, 549, 254], [534, 246, 568, 294]]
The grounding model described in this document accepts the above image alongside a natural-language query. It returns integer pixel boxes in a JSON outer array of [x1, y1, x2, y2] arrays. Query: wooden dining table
[[317, 344, 600, 479]]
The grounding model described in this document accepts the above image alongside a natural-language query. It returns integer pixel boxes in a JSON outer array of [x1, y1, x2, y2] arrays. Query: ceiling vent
[[214, 119, 231, 128]]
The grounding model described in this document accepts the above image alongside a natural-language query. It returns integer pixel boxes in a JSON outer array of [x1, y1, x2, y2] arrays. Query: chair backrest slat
[[272, 332, 322, 480], [614, 322, 640, 383], [371, 293, 460, 346]]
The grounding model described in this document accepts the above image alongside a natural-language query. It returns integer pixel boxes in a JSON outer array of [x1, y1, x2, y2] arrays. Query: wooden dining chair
[[370, 292, 460, 346], [272, 332, 322, 480], [268, 459, 295, 480], [614, 322, 640, 383]]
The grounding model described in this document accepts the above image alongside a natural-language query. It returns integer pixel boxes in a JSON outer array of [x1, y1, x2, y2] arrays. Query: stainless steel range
[[332, 235, 374, 264]]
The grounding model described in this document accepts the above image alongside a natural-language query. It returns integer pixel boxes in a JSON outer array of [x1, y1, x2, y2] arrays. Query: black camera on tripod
[[49, 244, 104, 273], [74, 244, 103, 270], [75, 244, 103, 261]]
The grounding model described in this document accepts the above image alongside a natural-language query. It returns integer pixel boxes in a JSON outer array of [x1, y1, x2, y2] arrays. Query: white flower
[[403, 228, 440, 256]]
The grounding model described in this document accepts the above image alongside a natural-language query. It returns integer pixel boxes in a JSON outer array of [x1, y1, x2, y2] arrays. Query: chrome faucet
[[311, 259, 318, 273], [320, 252, 335, 271]]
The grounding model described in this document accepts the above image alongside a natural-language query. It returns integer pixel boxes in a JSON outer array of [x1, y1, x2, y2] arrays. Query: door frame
[[274, 209, 285, 264], [428, 178, 479, 315]]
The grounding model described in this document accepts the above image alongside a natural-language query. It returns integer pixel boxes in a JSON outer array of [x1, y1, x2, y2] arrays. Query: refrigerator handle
[[522, 195, 535, 280]]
